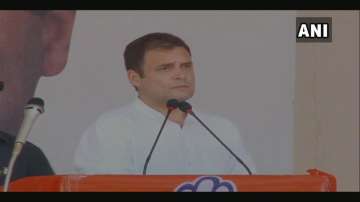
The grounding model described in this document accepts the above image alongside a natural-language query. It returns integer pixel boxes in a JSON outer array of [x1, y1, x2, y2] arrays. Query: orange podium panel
[[1, 169, 336, 192]]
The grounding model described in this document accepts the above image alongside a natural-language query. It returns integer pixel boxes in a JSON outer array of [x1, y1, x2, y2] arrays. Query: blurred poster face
[[0, 11, 75, 135]]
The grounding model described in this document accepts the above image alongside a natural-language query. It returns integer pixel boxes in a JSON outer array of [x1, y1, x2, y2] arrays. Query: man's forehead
[[145, 47, 191, 59], [144, 48, 191, 67]]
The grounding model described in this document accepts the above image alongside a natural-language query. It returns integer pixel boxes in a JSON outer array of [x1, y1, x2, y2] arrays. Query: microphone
[[142, 99, 179, 175], [0, 81, 4, 91], [178, 101, 253, 175], [3, 97, 45, 192]]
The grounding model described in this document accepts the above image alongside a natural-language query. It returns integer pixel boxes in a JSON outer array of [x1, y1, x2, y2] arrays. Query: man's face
[[0, 11, 43, 135], [135, 47, 196, 106]]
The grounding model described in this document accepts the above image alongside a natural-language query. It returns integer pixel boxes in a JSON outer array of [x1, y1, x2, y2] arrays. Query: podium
[[2, 169, 336, 192]]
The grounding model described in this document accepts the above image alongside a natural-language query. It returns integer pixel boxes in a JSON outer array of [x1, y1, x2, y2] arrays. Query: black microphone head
[[178, 101, 192, 113], [166, 99, 179, 110], [0, 81, 4, 91], [27, 97, 45, 108]]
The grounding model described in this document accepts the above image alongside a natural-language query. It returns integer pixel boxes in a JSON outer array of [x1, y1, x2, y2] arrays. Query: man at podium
[[0, 11, 76, 185], [74, 32, 256, 175]]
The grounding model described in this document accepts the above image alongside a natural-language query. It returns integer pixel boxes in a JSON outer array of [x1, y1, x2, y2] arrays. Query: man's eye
[[159, 66, 170, 71], [182, 63, 193, 69]]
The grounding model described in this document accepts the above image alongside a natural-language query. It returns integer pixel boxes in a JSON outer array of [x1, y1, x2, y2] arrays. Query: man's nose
[[173, 67, 186, 80]]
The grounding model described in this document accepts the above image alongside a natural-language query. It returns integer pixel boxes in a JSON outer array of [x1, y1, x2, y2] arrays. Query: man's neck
[[168, 109, 187, 127], [138, 96, 187, 126]]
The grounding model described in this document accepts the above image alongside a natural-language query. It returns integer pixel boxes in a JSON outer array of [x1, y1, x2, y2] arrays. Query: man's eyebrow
[[155, 63, 175, 68], [155, 61, 193, 68], [182, 61, 193, 65]]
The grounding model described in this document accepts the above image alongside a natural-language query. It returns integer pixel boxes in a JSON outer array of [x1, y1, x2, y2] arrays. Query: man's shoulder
[[23, 141, 44, 155], [96, 103, 135, 124], [0, 131, 45, 156], [88, 102, 138, 136], [0, 131, 13, 144]]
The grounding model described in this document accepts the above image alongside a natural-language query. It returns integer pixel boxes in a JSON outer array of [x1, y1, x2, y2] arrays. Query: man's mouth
[[172, 85, 189, 89]]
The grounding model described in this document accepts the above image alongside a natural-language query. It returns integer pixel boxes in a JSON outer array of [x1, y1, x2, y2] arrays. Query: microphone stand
[[143, 99, 178, 175], [190, 111, 252, 175], [143, 109, 172, 175], [179, 101, 252, 175], [2, 98, 44, 192]]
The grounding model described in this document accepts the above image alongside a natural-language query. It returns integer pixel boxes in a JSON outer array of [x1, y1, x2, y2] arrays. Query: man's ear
[[40, 11, 76, 76], [127, 69, 142, 89]]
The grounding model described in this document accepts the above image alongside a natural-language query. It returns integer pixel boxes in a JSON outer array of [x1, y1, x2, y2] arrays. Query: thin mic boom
[[142, 99, 179, 175], [178, 101, 252, 175]]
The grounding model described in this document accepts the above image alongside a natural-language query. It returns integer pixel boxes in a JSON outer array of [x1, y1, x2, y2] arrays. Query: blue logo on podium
[[175, 176, 237, 192]]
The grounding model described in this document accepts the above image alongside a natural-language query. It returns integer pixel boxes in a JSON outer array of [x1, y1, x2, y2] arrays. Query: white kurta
[[74, 98, 256, 175]]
